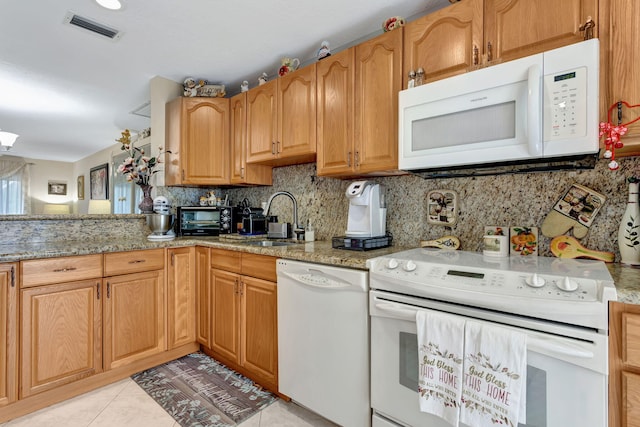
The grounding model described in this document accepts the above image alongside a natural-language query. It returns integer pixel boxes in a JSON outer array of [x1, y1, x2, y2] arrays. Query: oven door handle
[[374, 302, 419, 321], [527, 336, 594, 359], [375, 302, 595, 359]]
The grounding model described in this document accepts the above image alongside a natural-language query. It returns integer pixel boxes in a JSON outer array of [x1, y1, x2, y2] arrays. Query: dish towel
[[416, 310, 465, 427], [460, 321, 527, 427]]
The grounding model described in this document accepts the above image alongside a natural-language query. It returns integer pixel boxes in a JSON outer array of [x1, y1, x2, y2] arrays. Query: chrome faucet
[[263, 191, 303, 238]]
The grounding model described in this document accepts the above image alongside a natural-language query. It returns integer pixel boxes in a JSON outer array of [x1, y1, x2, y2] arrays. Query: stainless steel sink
[[243, 240, 295, 247]]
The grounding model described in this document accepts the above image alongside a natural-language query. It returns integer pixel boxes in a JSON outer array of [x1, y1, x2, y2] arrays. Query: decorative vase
[[618, 181, 640, 265], [138, 184, 154, 214]]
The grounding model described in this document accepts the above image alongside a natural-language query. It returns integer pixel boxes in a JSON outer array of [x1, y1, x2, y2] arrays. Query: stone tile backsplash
[[163, 157, 640, 260]]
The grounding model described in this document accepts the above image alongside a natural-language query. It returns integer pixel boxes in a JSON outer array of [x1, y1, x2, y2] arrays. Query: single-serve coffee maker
[[345, 181, 386, 238]]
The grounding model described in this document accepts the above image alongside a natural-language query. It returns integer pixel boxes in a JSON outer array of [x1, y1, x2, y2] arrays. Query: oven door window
[[397, 332, 547, 427]]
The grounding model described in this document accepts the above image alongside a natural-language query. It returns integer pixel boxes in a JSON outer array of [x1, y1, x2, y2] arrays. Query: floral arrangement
[[116, 129, 166, 186]]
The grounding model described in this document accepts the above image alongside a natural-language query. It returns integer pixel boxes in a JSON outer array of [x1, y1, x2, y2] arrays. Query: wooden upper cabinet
[[316, 48, 355, 176], [355, 28, 403, 174], [404, 0, 597, 87], [230, 92, 272, 185], [247, 64, 317, 166], [317, 30, 403, 177], [165, 97, 230, 186], [484, 0, 598, 64], [0, 264, 17, 407], [602, 0, 640, 156], [403, 0, 483, 86]]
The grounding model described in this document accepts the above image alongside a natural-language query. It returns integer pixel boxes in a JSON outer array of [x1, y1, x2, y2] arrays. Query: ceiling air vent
[[64, 12, 122, 40], [130, 101, 151, 118]]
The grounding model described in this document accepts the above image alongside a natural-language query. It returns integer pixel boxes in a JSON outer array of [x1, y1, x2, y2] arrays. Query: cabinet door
[[166, 97, 230, 186], [195, 247, 211, 347], [403, 0, 483, 86], [0, 264, 17, 406], [605, 0, 640, 154], [230, 92, 272, 185], [246, 80, 278, 163], [277, 64, 317, 162], [355, 29, 403, 174], [210, 268, 240, 364], [316, 48, 356, 176], [484, 0, 598, 64], [21, 279, 102, 398], [167, 247, 195, 349], [103, 270, 165, 370], [240, 276, 277, 387]]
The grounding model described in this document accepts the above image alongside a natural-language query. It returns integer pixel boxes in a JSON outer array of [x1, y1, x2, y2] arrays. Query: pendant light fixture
[[95, 0, 122, 10], [0, 130, 19, 151]]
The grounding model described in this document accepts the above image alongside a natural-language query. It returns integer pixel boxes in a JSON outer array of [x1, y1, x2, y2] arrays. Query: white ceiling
[[0, 0, 449, 162]]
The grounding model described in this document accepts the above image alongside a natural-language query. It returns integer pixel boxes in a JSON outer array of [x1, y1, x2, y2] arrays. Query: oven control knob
[[556, 276, 578, 292], [525, 273, 545, 288], [403, 260, 417, 272], [386, 259, 399, 269]]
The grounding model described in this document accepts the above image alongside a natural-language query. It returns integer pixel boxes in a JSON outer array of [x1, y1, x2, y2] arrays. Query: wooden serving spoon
[[550, 235, 614, 263], [420, 235, 461, 250]]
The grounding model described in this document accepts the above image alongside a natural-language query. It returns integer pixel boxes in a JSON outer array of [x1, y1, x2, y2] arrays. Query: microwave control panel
[[544, 66, 587, 140]]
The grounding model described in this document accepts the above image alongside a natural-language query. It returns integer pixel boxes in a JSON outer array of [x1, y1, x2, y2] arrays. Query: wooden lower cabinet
[[103, 270, 165, 370], [205, 250, 278, 392], [0, 264, 17, 407], [610, 301, 640, 427], [20, 279, 102, 398], [195, 246, 212, 347], [167, 247, 196, 349]]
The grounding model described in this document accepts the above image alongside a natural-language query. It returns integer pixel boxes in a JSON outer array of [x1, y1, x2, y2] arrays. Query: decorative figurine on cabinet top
[[258, 72, 269, 85], [240, 80, 249, 92], [317, 40, 331, 60], [183, 77, 226, 97], [183, 77, 205, 97], [383, 16, 405, 32], [278, 57, 300, 76]]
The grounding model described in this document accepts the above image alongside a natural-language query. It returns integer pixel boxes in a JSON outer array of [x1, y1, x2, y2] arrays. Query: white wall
[[73, 141, 122, 214], [27, 157, 75, 214]]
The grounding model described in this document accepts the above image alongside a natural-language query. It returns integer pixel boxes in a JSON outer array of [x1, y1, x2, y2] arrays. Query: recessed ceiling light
[[95, 0, 121, 10]]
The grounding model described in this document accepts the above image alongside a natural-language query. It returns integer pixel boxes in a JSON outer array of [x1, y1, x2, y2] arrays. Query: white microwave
[[399, 39, 600, 172]]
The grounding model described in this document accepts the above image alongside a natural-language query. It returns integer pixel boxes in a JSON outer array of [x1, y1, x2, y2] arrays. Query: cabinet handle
[[53, 267, 77, 273], [486, 42, 493, 62], [473, 45, 479, 66], [272, 141, 276, 155], [107, 282, 111, 298], [579, 16, 595, 40], [239, 280, 244, 296], [128, 259, 146, 264], [234, 277, 239, 294], [276, 140, 281, 154], [181, 169, 185, 180], [240, 167, 245, 179], [171, 253, 175, 266], [355, 151, 360, 168], [97, 282, 100, 300], [347, 151, 352, 167], [10, 265, 15, 287]]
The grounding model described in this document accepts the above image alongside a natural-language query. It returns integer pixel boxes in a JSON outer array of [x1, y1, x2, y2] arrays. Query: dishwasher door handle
[[280, 271, 353, 290]]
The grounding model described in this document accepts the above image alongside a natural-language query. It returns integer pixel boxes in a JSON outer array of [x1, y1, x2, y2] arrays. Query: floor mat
[[132, 352, 277, 427]]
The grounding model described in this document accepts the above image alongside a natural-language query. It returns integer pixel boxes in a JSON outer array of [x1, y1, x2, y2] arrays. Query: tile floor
[[0, 378, 338, 427]]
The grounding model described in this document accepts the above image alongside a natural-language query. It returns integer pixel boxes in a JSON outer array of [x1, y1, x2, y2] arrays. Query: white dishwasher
[[277, 259, 370, 427]]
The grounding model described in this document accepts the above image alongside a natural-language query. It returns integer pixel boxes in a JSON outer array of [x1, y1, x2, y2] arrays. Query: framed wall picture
[[90, 163, 109, 200], [48, 181, 67, 195], [77, 175, 85, 200]]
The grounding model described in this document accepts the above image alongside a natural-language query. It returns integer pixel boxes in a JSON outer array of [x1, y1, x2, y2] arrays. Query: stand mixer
[[146, 196, 176, 241]]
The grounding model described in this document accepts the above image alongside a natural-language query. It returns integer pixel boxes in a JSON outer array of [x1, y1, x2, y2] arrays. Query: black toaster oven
[[177, 206, 242, 236]]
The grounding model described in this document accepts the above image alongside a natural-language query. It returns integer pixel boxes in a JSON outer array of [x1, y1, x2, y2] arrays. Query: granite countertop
[[1, 235, 638, 304]]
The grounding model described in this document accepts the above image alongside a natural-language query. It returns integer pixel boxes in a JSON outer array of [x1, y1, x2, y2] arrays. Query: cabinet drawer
[[211, 249, 241, 273], [21, 255, 103, 288], [241, 253, 277, 282], [104, 249, 165, 276], [623, 313, 640, 368]]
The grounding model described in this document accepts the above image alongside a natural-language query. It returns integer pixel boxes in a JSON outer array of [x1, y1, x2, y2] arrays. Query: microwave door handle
[[527, 64, 543, 156]]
